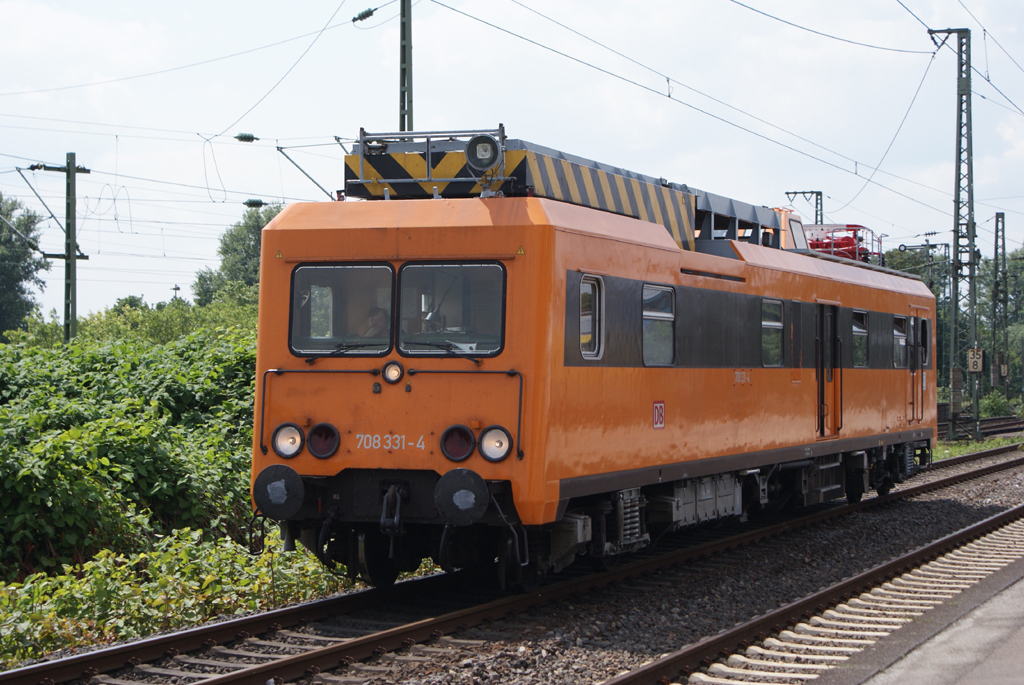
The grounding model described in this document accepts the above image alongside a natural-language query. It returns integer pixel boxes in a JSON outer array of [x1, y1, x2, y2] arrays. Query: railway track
[[4, 443, 1022, 685], [604, 500, 1024, 685], [938, 414, 1024, 439]]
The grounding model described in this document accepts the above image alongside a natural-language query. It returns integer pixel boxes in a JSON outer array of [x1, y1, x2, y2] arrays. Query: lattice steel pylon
[[929, 28, 978, 440], [993, 212, 1008, 398], [399, 0, 413, 132]]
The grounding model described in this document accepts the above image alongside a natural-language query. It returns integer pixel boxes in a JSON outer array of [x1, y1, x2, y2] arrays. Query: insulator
[[353, 8, 375, 21], [234, 133, 259, 143], [244, 199, 266, 208]]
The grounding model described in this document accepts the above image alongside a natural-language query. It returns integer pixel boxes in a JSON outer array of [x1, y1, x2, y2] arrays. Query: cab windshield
[[290, 264, 394, 355], [398, 263, 505, 356]]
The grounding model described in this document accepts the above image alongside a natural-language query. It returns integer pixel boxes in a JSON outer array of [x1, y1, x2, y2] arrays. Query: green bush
[[0, 328, 256, 580], [979, 391, 1014, 418], [0, 529, 353, 667], [8, 285, 257, 349]]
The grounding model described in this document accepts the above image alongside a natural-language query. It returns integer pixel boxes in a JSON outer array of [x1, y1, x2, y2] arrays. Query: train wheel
[[356, 529, 400, 588], [876, 477, 893, 497], [590, 554, 620, 572]]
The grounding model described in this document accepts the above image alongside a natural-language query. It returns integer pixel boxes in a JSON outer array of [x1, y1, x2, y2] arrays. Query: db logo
[[653, 401, 665, 429]]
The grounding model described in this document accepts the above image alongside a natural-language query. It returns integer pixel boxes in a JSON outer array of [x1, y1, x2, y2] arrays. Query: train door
[[817, 304, 842, 437], [908, 315, 928, 423]]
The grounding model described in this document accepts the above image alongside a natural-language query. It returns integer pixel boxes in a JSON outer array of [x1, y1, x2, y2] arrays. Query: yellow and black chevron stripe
[[344, 146, 695, 250]]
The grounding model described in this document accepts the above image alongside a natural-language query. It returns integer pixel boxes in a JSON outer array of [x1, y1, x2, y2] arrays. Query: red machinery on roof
[[806, 224, 883, 265]]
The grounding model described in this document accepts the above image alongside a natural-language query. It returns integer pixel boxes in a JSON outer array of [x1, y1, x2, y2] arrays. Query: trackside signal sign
[[653, 401, 665, 429]]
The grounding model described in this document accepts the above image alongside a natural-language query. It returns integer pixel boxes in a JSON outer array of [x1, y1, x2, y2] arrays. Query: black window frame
[[395, 260, 508, 359], [761, 298, 784, 367], [580, 275, 604, 360], [917, 318, 930, 368], [288, 261, 396, 359], [893, 315, 908, 369], [852, 310, 869, 368], [641, 284, 675, 367]]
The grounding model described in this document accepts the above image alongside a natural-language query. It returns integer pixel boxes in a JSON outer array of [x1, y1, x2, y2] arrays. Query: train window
[[397, 263, 505, 357], [642, 285, 674, 366], [852, 311, 868, 368], [290, 264, 394, 356], [580, 276, 602, 358], [761, 299, 784, 367], [893, 316, 908, 368], [920, 318, 930, 366]]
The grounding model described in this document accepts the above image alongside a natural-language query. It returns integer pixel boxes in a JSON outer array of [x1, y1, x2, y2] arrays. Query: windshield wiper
[[305, 342, 385, 365], [401, 341, 481, 366]]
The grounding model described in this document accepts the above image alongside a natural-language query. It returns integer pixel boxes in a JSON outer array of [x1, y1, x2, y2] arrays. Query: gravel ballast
[[347, 464, 1024, 685]]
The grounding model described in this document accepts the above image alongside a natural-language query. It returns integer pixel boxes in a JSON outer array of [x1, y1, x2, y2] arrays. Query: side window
[[893, 316, 908, 368], [919, 318, 930, 366], [762, 299, 784, 367], [580, 277, 602, 358], [642, 285, 675, 366], [852, 311, 868, 368]]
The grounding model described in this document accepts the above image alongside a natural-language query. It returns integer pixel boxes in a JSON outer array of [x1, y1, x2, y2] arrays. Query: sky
[[2, 0, 1024, 319]]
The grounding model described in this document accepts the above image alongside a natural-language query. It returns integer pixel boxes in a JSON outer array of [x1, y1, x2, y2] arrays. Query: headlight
[[478, 425, 513, 462], [465, 134, 501, 173], [272, 423, 304, 458], [307, 423, 340, 459], [441, 425, 476, 462], [382, 361, 404, 384]]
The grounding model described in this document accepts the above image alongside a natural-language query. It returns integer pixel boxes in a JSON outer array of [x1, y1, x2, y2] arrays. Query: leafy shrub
[[8, 285, 257, 349], [979, 391, 1014, 418], [0, 529, 353, 667], [0, 328, 256, 580]]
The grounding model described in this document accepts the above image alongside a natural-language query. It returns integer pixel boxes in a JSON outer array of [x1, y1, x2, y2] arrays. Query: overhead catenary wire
[[7, 2, 1022, 283], [726, 0, 933, 54], [899, 0, 1024, 116], [511, 0, 1023, 220], [0, 3, 394, 99], [0, 113, 355, 145], [833, 45, 940, 211], [957, 0, 1024, 79], [435, 0, 953, 218], [217, 1, 350, 136]]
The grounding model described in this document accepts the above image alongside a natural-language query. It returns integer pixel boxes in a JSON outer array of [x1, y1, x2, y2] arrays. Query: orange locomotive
[[251, 127, 936, 587]]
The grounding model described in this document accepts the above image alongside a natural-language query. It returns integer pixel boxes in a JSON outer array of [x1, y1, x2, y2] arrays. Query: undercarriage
[[263, 441, 932, 588]]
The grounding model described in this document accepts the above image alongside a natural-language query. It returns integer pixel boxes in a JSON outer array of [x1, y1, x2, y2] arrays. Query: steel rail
[[939, 415, 1024, 439], [7, 445, 1024, 685], [931, 441, 1022, 469], [197, 448, 1024, 684], [0, 572, 458, 685], [600, 501, 1024, 685]]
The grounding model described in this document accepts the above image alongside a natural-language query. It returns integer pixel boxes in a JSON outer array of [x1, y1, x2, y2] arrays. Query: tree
[[0, 194, 50, 342], [111, 295, 147, 315], [192, 205, 281, 305]]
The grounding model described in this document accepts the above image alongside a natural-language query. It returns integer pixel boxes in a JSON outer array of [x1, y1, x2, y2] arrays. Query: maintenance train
[[250, 126, 936, 588]]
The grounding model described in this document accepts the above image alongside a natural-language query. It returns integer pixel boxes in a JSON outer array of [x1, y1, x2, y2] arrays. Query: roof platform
[[343, 127, 789, 253]]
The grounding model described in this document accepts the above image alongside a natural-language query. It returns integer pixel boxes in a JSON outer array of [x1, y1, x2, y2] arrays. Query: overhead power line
[[957, 0, 1024, 79], [439, 0, 952, 217], [217, 1, 351, 136], [726, 0, 933, 54], [507, 0, 968, 204], [898, 1, 1024, 116], [834, 46, 939, 211], [0, 2, 394, 98]]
